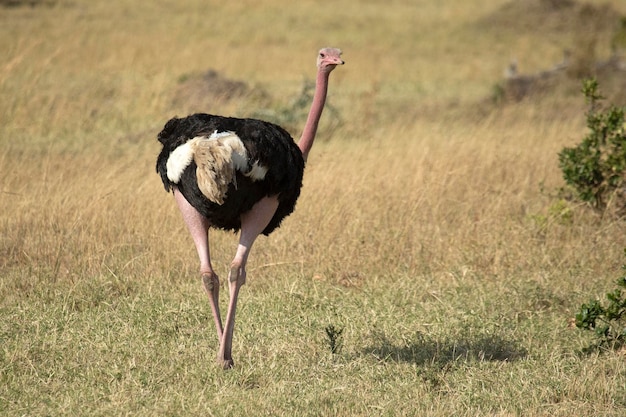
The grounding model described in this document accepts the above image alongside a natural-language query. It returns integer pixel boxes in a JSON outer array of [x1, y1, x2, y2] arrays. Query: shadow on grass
[[362, 330, 528, 365]]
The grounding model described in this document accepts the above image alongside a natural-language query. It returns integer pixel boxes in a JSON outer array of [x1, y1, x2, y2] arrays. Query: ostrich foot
[[217, 356, 234, 370]]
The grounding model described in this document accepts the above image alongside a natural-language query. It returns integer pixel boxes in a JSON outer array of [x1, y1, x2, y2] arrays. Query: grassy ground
[[2, 0, 626, 415]]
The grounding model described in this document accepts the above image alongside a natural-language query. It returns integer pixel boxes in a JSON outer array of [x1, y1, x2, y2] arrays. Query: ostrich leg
[[218, 196, 279, 369], [173, 188, 224, 341]]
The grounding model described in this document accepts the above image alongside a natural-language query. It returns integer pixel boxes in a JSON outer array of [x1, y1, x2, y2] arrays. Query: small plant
[[324, 324, 344, 354], [558, 78, 626, 214], [529, 199, 574, 235], [575, 249, 626, 351]]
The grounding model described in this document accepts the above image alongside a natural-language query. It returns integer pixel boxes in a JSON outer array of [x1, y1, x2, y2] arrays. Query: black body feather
[[156, 113, 305, 235]]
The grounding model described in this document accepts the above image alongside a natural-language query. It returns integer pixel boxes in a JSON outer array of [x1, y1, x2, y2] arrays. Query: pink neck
[[298, 69, 330, 162]]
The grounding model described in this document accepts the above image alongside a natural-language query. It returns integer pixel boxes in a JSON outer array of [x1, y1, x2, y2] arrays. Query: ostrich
[[156, 47, 344, 369]]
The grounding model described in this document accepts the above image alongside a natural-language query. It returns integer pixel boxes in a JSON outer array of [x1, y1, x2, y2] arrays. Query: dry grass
[[2, 0, 626, 415]]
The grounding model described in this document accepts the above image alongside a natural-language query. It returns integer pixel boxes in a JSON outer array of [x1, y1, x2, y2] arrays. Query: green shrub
[[558, 78, 626, 214], [575, 249, 626, 351]]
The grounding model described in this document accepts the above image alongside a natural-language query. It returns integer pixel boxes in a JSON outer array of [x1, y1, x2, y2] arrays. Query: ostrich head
[[317, 47, 344, 73]]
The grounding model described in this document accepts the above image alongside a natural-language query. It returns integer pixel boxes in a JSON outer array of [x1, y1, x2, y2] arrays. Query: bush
[[558, 78, 626, 215], [575, 249, 626, 351]]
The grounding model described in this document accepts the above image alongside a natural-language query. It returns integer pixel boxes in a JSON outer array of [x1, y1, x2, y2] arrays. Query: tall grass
[[2, 0, 626, 415]]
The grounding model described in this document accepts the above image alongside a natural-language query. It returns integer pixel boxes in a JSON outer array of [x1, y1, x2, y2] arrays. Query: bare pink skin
[[298, 48, 344, 161], [174, 48, 343, 369]]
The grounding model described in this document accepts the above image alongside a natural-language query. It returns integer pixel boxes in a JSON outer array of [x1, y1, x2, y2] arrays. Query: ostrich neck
[[298, 69, 330, 162]]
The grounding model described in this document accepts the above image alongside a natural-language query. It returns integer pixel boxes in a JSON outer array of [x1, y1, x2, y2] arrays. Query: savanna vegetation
[[2, 0, 626, 415]]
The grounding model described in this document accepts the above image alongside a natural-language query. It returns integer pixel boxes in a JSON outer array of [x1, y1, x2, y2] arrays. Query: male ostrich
[[156, 47, 344, 369]]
